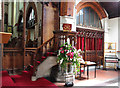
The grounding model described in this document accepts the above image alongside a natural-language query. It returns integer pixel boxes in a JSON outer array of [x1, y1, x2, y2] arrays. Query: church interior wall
[[0, 1, 120, 73], [43, 2, 59, 42], [104, 17, 119, 53]]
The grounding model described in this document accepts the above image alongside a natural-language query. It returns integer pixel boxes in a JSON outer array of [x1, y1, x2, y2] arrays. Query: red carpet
[[2, 52, 58, 88], [1, 67, 58, 88]]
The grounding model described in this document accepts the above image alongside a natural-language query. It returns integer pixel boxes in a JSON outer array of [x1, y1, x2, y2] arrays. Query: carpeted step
[[41, 56, 46, 62], [37, 61, 41, 64], [46, 52, 57, 57], [22, 65, 33, 76], [22, 71, 32, 77], [1, 71, 15, 86], [46, 52, 54, 56], [11, 77, 58, 87], [10, 73, 58, 87], [2, 70, 58, 87]]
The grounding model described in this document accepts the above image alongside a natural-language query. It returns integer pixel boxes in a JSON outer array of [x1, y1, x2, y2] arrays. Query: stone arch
[[18, 10, 23, 25], [17, 10, 23, 32], [26, 2, 38, 23], [76, 0, 107, 19]]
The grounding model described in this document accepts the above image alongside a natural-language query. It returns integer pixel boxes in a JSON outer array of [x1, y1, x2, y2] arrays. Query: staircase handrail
[[35, 36, 55, 54], [32, 36, 55, 76]]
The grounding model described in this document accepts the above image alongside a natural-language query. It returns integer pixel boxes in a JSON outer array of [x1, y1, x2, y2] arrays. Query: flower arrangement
[[57, 42, 81, 68]]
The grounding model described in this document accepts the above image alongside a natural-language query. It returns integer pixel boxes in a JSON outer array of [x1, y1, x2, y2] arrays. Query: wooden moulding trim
[[25, 48, 37, 50], [3, 50, 23, 52], [3, 48, 37, 52], [25, 48, 37, 52], [4, 47, 20, 50], [53, 30, 76, 34], [76, 1, 107, 19], [76, 27, 104, 32], [3, 47, 22, 52]]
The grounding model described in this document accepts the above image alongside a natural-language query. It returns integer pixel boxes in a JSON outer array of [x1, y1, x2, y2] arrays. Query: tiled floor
[[54, 69, 120, 87]]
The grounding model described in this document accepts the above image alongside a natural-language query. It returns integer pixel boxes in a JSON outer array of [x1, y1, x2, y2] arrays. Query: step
[[2, 71, 15, 86]]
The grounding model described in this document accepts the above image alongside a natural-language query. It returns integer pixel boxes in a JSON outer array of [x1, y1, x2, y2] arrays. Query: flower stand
[[64, 62, 75, 87], [56, 63, 75, 87]]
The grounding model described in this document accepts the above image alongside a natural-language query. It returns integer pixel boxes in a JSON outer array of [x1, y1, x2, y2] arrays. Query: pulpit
[[0, 32, 12, 70], [0, 32, 12, 43]]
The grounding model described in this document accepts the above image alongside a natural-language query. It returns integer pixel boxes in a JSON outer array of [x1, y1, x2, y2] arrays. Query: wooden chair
[[96, 56, 103, 68]]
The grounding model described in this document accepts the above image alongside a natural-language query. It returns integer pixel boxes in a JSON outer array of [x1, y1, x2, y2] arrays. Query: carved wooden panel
[[86, 50, 96, 62], [24, 53, 32, 67], [60, 2, 68, 16], [60, 1, 75, 16], [2, 52, 24, 71], [2, 53, 13, 70], [3, 48, 34, 71], [13, 53, 23, 70], [43, 4, 59, 43], [3, 48, 23, 71], [76, 27, 104, 63]]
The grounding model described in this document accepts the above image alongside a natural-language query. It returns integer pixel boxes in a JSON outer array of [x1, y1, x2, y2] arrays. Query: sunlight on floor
[[54, 69, 119, 87], [74, 79, 118, 86], [106, 83, 118, 86], [74, 79, 104, 86]]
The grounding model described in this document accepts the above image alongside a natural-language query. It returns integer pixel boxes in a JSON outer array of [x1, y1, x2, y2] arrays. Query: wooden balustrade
[[32, 31, 77, 76], [32, 36, 55, 76], [53, 30, 77, 51]]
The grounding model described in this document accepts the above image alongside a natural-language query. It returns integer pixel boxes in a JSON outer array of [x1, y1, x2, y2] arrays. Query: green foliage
[[57, 42, 80, 69]]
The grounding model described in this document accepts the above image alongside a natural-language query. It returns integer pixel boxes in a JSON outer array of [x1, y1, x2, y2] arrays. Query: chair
[[96, 56, 103, 68]]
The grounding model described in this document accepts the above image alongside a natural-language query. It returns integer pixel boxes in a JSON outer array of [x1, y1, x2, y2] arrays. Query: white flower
[[77, 49, 81, 53]]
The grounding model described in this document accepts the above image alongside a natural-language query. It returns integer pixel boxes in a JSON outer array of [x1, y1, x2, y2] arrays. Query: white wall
[[108, 18, 118, 51], [0, 2, 1, 20], [104, 17, 120, 68], [118, 17, 120, 59], [118, 17, 120, 51], [104, 17, 119, 57]]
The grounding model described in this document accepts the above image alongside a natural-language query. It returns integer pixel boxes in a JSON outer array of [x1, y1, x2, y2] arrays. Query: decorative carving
[[76, 27, 104, 63]]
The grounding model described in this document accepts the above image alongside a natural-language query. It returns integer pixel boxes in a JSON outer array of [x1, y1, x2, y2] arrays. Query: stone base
[[31, 76, 37, 81], [56, 73, 65, 82]]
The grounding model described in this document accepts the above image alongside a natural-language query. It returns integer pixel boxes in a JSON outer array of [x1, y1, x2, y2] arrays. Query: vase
[[64, 62, 74, 87], [66, 62, 73, 73], [56, 64, 66, 82]]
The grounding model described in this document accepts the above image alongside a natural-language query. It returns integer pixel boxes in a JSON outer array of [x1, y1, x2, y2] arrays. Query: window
[[26, 7, 35, 29], [76, 7, 102, 29], [17, 11, 23, 32]]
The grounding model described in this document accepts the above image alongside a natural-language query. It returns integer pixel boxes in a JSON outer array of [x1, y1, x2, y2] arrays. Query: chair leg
[[99, 60, 101, 69], [114, 63, 117, 71]]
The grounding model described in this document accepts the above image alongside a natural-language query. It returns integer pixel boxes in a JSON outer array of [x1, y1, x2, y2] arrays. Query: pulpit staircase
[[2, 31, 77, 87], [31, 31, 77, 79], [2, 36, 58, 87]]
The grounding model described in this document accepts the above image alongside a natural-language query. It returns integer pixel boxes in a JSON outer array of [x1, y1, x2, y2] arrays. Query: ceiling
[[99, 2, 119, 19]]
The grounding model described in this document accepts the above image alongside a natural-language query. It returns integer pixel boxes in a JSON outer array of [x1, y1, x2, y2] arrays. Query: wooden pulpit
[[0, 32, 12, 71], [0, 32, 12, 43]]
